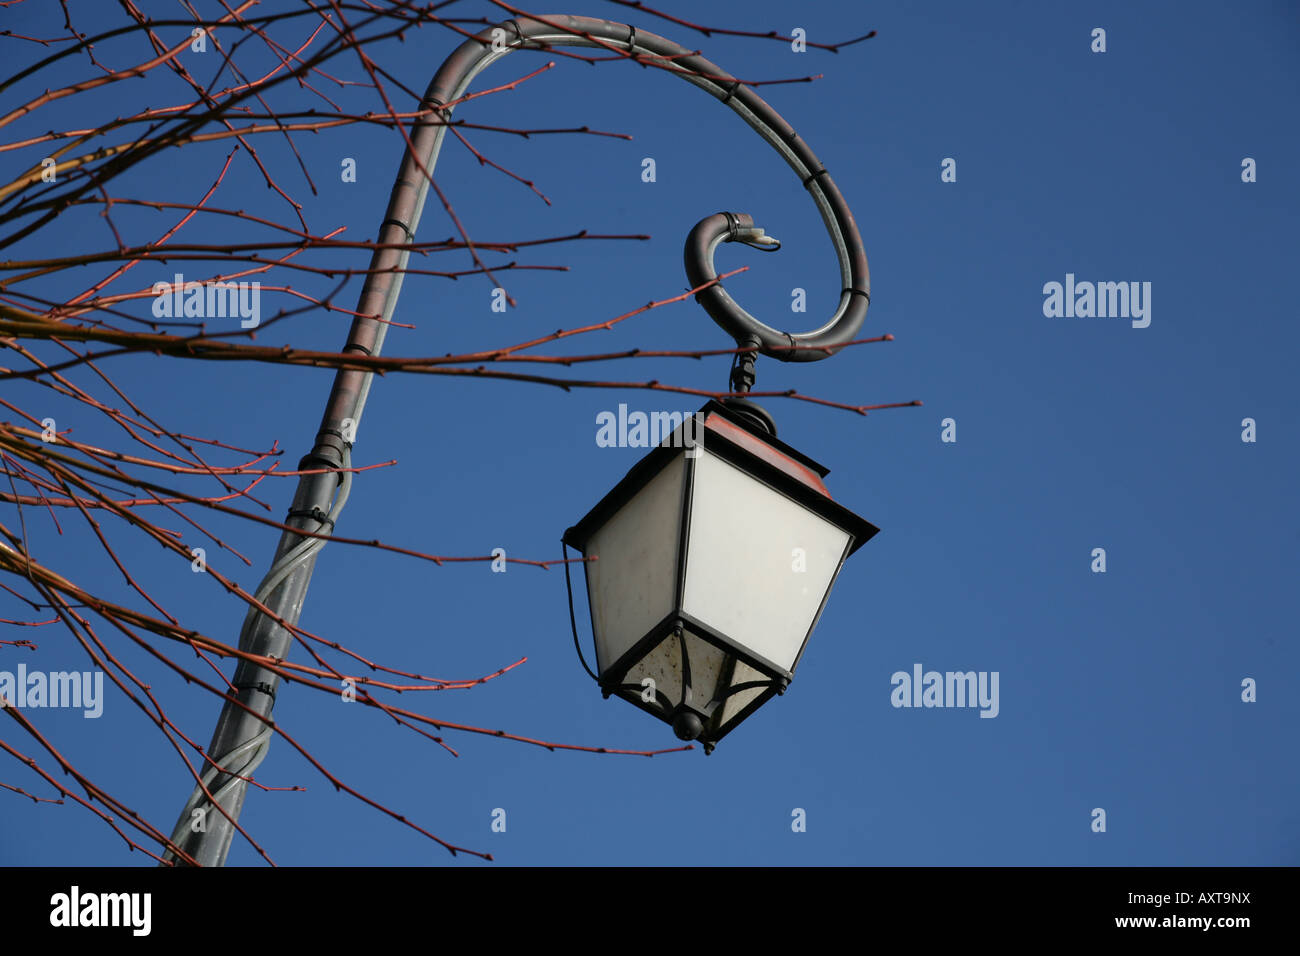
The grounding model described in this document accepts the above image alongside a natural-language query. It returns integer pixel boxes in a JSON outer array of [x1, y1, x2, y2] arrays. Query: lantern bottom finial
[[672, 710, 704, 741]]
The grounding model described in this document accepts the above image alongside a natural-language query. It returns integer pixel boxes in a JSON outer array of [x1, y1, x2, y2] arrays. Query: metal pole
[[161, 55, 450, 865], [164, 14, 868, 865]]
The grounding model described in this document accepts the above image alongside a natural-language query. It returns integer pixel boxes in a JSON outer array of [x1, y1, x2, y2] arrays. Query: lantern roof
[[564, 399, 879, 557]]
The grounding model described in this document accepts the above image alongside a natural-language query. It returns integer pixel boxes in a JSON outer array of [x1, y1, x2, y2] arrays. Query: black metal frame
[[563, 400, 879, 752]]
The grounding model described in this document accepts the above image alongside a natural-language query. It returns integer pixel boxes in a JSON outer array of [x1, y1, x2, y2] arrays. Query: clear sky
[[1, 0, 1296, 866]]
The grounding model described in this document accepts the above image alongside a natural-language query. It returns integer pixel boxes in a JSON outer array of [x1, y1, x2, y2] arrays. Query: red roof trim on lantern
[[704, 412, 831, 498]]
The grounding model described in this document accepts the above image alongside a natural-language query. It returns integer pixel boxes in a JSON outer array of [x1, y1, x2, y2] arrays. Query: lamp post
[[165, 13, 873, 865]]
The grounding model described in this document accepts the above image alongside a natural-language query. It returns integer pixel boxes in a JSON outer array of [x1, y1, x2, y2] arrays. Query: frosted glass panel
[[622, 636, 680, 714], [622, 629, 726, 712], [679, 629, 727, 709], [681, 449, 850, 672], [718, 659, 769, 731], [585, 453, 685, 674]]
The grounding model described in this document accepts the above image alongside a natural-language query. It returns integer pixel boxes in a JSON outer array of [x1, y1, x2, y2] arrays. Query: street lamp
[[563, 398, 878, 753], [168, 13, 875, 863]]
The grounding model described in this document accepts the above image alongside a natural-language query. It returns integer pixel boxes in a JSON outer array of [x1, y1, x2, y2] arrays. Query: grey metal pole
[[160, 55, 450, 865], [163, 14, 869, 865]]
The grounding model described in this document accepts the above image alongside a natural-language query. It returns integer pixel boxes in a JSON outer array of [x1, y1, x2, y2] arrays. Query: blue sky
[[1, 0, 1296, 866]]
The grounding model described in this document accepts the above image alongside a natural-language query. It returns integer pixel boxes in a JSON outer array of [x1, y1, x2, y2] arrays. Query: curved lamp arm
[[427, 14, 871, 364]]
